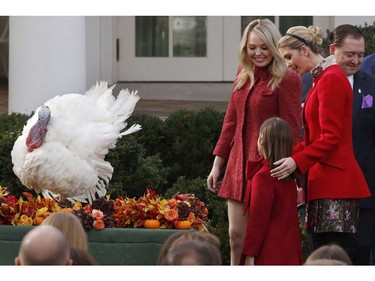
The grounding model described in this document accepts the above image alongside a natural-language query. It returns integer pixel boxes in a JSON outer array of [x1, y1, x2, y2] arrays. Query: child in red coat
[[242, 117, 303, 265]]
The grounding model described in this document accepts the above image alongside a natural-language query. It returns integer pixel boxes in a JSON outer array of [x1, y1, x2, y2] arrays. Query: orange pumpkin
[[176, 220, 192, 230], [33, 217, 44, 225], [42, 212, 50, 218], [59, 208, 73, 213], [144, 219, 160, 229]]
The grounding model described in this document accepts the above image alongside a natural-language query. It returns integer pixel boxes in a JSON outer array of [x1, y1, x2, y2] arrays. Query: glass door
[[118, 16, 224, 81]]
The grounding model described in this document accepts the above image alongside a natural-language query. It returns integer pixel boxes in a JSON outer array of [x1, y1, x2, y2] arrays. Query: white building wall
[[314, 16, 375, 33], [85, 16, 101, 88], [223, 16, 241, 81], [333, 16, 375, 28], [85, 16, 116, 87], [9, 16, 86, 114], [6, 15, 375, 113]]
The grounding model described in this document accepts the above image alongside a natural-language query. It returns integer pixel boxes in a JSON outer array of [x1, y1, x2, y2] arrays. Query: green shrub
[[358, 21, 375, 55], [127, 113, 166, 157], [106, 135, 169, 198], [128, 108, 225, 195], [0, 113, 31, 197], [161, 108, 224, 186]]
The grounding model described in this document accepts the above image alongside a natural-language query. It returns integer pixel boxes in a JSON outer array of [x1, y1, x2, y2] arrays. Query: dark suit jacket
[[361, 53, 375, 78], [352, 70, 375, 208]]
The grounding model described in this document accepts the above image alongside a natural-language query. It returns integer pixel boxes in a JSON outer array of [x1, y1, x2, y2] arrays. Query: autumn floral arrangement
[[0, 187, 208, 231]]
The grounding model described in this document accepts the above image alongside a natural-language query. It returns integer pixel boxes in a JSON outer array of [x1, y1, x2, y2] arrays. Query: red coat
[[292, 64, 371, 201], [214, 67, 302, 201], [242, 159, 303, 265]]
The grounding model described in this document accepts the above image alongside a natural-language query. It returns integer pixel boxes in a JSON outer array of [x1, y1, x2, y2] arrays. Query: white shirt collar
[[347, 75, 354, 89]]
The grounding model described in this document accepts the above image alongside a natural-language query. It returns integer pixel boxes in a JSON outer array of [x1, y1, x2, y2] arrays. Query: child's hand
[[245, 256, 255, 265]]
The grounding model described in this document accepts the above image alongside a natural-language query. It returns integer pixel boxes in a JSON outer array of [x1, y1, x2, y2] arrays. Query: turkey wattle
[[11, 81, 141, 204]]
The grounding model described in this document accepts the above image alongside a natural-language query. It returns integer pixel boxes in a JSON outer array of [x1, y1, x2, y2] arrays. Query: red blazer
[[214, 67, 302, 201], [242, 159, 303, 265], [292, 64, 371, 202]]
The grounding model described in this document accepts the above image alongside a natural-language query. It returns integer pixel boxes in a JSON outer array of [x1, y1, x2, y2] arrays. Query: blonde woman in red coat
[[242, 117, 303, 265], [207, 19, 302, 265], [272, 25, 371, 258]]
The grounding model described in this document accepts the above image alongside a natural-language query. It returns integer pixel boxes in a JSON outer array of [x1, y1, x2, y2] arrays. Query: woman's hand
[[270, 157, 297, 180], [207, 156, 225, 193], [245, 256, 255, 265], [207, 168, 221, 193]]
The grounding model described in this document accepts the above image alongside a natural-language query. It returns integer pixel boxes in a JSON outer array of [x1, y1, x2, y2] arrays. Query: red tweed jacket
[[213, 67, 302, 201]]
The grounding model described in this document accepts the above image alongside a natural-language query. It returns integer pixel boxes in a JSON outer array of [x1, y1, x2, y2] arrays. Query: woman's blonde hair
[[278, 25, 323, 55], [42, 211, 88, 251], [235, 18, 288, 91]]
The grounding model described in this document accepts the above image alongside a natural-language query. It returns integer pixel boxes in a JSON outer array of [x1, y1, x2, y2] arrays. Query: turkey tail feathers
[[83, 82, 141, 203], [116, 89, 140, 118], [85, 81, 112, 100], [120, 124, 142, 136], [93, 159, 113, 184]]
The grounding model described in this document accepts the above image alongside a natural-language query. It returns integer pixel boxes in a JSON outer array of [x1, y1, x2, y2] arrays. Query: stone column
[[8, 16, 86, 114]]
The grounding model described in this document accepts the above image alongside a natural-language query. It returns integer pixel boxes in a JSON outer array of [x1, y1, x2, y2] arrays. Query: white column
[[9, 16, 86, 114]]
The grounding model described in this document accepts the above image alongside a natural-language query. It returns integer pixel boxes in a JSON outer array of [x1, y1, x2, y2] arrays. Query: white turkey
[[11, 81, 141, 204]]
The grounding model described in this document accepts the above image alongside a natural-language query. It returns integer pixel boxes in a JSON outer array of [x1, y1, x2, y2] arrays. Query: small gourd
[[144, 219, 161, 229], [176, 220, 192, 229]]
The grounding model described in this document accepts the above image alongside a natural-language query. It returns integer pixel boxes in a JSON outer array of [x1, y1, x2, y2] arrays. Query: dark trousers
[[349, 207, 375, 265], [309, 207, 375, 265], [309, 232, 358, 263]]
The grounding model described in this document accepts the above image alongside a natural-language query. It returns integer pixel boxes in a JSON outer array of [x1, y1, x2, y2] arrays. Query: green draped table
[[0, 226, 187, 265]]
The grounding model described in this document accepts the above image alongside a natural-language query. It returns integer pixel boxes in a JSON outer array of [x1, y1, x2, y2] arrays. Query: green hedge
[[0, 113, 31, 197], [359, 21, 375, 56], [0, 108, 231, 263]]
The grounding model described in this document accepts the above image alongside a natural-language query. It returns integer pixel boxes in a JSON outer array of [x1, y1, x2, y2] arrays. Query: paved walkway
[[134, 99, 228, 119], [0, 82, 228, 118]]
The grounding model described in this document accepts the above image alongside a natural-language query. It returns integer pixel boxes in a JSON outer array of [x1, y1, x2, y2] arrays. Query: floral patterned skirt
[[305, 199, 359, 233]]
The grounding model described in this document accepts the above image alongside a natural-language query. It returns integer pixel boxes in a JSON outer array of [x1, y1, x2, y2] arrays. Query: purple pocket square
[[362, 95, 373, 109]]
